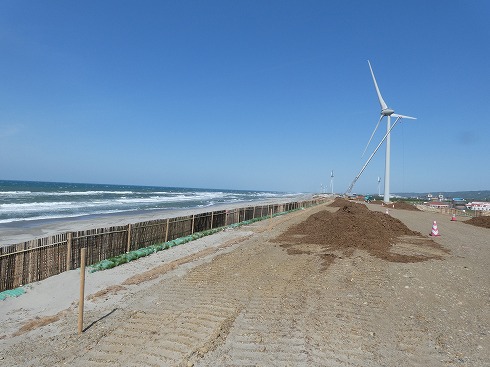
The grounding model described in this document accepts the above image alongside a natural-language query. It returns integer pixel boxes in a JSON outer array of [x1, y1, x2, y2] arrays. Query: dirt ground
[[1, 200, 489, 366], [465, 216, 490, 229]]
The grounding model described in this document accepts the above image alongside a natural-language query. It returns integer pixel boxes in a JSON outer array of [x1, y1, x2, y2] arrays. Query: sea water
[[0, 180, 300, 225]]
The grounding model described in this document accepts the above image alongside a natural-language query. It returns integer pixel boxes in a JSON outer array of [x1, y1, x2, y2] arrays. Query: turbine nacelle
[[381, 108, 395, 116]]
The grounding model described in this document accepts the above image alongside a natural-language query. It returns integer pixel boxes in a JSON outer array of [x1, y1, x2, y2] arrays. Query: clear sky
[[1, 1, 489, 194]]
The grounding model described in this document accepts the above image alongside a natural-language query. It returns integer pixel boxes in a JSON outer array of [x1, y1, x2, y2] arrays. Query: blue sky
[[1, 1, 489, 194]]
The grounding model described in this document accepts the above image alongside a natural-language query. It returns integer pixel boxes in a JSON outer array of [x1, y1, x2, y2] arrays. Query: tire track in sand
[[73, 296, 240, 366]]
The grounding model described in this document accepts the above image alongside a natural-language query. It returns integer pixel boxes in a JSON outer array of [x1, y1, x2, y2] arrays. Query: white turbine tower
[[330, 170, 334, 194], [377, 176, 381, 196], [363, 60, 416, 203]]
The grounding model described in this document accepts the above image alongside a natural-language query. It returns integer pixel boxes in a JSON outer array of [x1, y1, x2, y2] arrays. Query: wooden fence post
[[165, 218, 170, 242], [78, 248, 86, 334], [268, 209, 273, 231], [191, 214, 195, 234], [210, 212, 214, 229], [126, 224, 132, 253], [66, 232, 72, 271]]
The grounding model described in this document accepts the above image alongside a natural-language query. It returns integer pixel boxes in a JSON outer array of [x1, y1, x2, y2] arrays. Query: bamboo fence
[[0, 199, 324, 292]]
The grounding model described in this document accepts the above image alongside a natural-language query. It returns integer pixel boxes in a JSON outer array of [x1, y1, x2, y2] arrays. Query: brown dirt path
[[1, 201, 488, 366]]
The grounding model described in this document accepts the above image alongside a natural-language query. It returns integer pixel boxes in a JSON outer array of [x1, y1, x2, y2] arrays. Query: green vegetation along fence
[[0, 199, 325, 292]]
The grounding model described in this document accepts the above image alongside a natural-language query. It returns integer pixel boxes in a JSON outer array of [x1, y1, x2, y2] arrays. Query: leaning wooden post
[[126, 224, 132, 253], [66, 232, 72, 271], [191, 214, 195, 234], [78, 247, 87, 334], [165, 218, 170, 242]]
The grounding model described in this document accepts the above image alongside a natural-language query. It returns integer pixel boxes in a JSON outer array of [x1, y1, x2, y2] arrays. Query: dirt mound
[[464, 216, 490, 229], [328, 197, 356, 207], [371, 200, 420, 211], [392, 201, 421, 211], [332, 198, 420, 211], [274, 201, 447, 268]]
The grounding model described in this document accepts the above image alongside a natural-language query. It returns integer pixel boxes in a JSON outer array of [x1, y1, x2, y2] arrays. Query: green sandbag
[[0, 287, 26, 301]]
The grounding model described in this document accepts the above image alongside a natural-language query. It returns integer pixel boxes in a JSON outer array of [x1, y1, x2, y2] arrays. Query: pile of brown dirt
[[274, 201, 447, 268], [331, 198, 420, 211], [328, 197, 354, 207], [392, 201, 421, 211], [371, 200, 421, 211], [464, 216, 490, 229]]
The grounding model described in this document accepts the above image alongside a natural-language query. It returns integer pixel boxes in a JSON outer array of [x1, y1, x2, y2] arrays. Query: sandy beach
[[1, 199, 489, 366]]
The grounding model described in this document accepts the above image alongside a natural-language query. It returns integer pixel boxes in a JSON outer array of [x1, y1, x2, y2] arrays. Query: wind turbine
[[362, 60, 416, 203], [377, 176, 381, 196], [330, 170, 334, 194]]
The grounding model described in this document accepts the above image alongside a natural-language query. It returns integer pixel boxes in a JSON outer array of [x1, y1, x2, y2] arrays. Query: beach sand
[[1, 200, 488, 366]]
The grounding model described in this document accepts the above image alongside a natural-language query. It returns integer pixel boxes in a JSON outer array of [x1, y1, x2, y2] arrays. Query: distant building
[[466, 202, 490, 211], [452, 198, 466, 209], [427, 201, 449, 209]]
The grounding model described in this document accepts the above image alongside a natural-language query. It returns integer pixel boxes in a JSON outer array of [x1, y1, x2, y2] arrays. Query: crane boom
[[345, 116, 402, 195]]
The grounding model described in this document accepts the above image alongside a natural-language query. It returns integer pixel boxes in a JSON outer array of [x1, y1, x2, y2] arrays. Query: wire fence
[[0, 199, 325, 292]]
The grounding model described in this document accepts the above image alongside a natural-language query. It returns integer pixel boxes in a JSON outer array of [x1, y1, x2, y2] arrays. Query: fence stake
[[66, 232, 72, 271], [210, 212, 214, 229], [191, 214, 195, 234], [268, 209, 273, 231], [126, 224, 132, 253], [165, 218, 169, 242], [78, 247, 86, 334]]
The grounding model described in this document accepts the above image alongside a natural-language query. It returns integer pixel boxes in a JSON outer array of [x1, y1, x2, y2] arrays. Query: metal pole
[[384, 115, 391, 203]]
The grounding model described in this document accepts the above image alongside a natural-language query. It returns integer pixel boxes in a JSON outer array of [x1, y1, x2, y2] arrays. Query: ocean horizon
[[0, 180, 304, 227]]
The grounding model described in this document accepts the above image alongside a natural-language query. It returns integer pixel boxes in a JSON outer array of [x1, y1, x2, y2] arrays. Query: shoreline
[[0, 194, 314, 246]]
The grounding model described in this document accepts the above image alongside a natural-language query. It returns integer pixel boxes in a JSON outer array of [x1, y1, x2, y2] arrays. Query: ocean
[[0, 180, 301, 226]]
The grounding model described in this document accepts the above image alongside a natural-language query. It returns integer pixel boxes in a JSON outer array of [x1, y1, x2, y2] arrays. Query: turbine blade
[[362, 115, 384, 157], [392, 113, 417, 120], [367, 60, 388, 111]]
